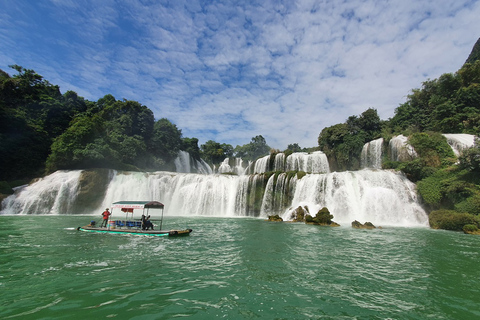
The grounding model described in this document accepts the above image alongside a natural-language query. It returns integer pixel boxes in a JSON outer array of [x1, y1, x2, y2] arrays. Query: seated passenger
[[141, 214, 154, 230]]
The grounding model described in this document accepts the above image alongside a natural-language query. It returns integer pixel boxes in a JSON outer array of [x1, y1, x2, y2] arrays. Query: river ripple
[[0, 215, 479, 319]]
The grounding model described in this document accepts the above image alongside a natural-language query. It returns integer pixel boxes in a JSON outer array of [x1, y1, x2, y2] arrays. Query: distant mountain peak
[[465, 37, 480, 65]]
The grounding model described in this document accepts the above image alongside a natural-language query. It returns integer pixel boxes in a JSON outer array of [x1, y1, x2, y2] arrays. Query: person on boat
[[141, 214, 154, 230], [100, 208, 111, 228]]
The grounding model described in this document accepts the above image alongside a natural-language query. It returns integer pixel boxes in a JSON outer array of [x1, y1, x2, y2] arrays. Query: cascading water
[[361, 138, 383, 169], [1, 171, 83, 214], [251, 151, 330, 174], [274, 153, 285, 172], [282, 170, 428, 227], [174, 151, 213, 174], [253, 155, 271, 174], [217, 158, 246, 175], [442, 134, 475, 156], [1, 168, 429, 227], [285, 151, 330, 173], [389, 135, 417, 162]]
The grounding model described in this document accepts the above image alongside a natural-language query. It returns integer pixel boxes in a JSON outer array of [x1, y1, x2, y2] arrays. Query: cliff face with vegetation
[[316, 38, 480, 232]]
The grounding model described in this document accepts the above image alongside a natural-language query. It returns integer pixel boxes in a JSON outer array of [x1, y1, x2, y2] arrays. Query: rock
[[305, 207, 340, 227], [267, 214, 283, 222], [364, 222, 376, 228], [351, 220, 363, 228], [290, 206, 308, 222], [73, 169, 112, 214], [463, 224, 480, 235], [351, 220, 376, 229]]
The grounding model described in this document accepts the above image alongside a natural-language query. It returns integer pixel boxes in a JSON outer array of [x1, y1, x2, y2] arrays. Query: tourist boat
[[77, 200, 192, 237]]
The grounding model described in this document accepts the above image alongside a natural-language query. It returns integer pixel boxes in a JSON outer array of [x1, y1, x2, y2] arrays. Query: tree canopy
[[0, 66, 199, 180], [201, 140, 234, 165], [389, 60, 480, 134], [0, 65, 88, 180], [318, 108, 382, 170], [234, 135, 271, 162]]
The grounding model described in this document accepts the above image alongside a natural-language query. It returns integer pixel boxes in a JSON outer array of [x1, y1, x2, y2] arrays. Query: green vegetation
[[390, 60, 480, 134], [200, 140, 233, 165], [0, 65, 89, 180], [465, 37, 480, 65], [318, 108, 383, 171], [429, 210, 479, 231], [234, 135, 271, 162], [316, 39, 480, 232]]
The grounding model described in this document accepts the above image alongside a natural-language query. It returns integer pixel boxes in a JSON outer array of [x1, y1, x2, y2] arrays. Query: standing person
[[101, 208, 111, 228]]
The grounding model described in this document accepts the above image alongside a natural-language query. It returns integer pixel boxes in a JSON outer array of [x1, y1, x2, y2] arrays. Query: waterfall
[[253, 155, 270, 174], [285, 151, 330, 173], [361, 138, 384, 169], [174, 151, 213, 174], [274, 153, 285, 172], [251, 152, 330, 174], [261, 173, 296, 216], [389, 135, 417, 162], [217, 158, 231, 174], [284, 170, 428, 227], [217, 158, 246, 175], [442, 134, 475, 156], [1, 168, 429, 227], [1, 171, 83, 214]]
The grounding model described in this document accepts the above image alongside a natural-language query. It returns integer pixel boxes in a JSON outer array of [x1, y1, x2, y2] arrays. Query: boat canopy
[[112, 201, 165, 210]]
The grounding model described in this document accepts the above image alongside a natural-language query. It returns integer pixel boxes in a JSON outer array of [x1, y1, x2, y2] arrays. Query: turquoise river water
[[1, 215, 479, 319]]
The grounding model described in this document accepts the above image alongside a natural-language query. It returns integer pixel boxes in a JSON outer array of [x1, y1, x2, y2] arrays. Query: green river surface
[[1, 215, 479, 319]]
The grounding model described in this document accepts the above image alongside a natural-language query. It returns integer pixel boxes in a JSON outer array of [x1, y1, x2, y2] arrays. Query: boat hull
[[77, 226, 192, 237]]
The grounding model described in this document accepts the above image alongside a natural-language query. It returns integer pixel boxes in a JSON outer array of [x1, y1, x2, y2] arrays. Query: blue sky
[[1, 0, 479, 149]]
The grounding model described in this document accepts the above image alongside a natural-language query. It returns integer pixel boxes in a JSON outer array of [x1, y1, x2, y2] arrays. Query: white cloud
[[1, 0, 479, 150]]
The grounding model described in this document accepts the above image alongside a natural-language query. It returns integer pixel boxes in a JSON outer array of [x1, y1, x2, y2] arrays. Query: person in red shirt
[[100, 208, 111, 228]]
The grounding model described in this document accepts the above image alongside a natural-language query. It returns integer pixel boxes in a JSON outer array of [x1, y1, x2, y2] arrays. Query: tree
[[0, 66, 76, 180], [46, 114, 110, 171], [182, 137, 201, 160], [286, 143, 302, 153], [150, 118, 183, 164], [201, 140, 233, 164], [358, 108, 381, 140], [234, 135, 270, 161]]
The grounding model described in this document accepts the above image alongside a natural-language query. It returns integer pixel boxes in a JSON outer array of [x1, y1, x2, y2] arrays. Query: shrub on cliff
[[429, 209, 479, 231]]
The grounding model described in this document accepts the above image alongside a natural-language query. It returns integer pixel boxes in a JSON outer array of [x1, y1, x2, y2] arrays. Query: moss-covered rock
[[429, 209, 479, 231], [305, 207, 340, 226], [463, 224, 480, 235], [351, 220, 376, 229], [291, 206, 308, 222], [267, 214, 283, 222]]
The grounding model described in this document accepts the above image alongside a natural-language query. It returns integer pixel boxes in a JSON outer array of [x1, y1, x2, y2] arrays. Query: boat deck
[[78, 226, 192, 237]]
